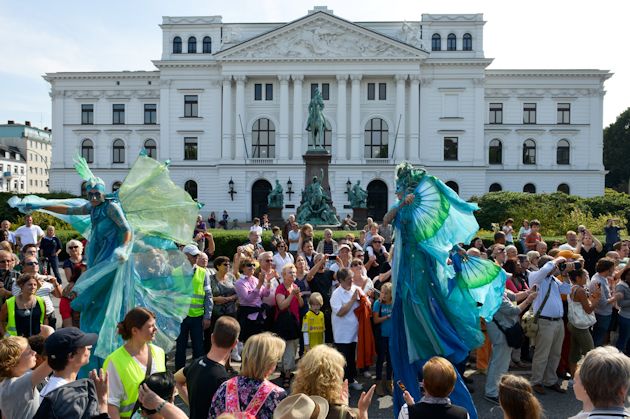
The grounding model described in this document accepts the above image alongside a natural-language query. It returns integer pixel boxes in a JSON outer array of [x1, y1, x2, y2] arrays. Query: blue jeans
[[375, 336, 392, 380], [616, 315, 630, 353], [175, 315, 204, 370], [592, 313, 612, 347]]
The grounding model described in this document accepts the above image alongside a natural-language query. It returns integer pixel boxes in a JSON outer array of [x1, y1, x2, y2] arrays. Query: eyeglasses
[[69, 246, 79, 249], [26, 261, 39, 266], [245, 263, 256, 268], [496, 249, 505, 253], [372, 241, 383, 244], [0, 259, 11, 264]]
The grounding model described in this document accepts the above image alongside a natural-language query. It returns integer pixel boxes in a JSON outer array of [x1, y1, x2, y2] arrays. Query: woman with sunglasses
[[61, 239, 87, 328], [207, 256, 238, 352], [272, 241, 294, 273], [14, 256, 62, 330], [234, 257, 270, 343]]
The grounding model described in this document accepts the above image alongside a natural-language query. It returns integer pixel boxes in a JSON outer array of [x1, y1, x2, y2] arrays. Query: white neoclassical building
[[44, 7, 612, 221]]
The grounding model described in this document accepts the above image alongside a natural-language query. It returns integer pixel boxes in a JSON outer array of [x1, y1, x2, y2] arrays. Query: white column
[[394, 74, 407, 161], [350, 74, 362, 161], [472, 77, 486, 165], [418, 78, 432, 161], [221, 77, 233, 159], [291, 74, 304, 160], [234, 76, 246, 160], [278, 75, 290, 161], [336, 74, 348, 161], [409, 75, 420, 164]]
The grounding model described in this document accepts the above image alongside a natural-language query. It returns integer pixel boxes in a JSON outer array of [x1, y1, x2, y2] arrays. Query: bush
[[209, 228, 360, 258], [471, 189, 630, 236], [0, 192, 78, 230]]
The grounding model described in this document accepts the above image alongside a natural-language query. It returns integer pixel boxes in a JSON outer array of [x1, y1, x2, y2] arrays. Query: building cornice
[[486, 69, 612, 79], [152, 60, 219, 69], [423, 58, 493, 67], [44, 71, 159, 81]]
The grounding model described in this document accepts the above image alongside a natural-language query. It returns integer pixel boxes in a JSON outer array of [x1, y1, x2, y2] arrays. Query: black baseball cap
[[44, 327, 98, 360]]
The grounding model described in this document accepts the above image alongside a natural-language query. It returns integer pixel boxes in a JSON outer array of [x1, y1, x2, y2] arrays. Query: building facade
[[44, 8, 611, 221], [0, 121, 52, 193]]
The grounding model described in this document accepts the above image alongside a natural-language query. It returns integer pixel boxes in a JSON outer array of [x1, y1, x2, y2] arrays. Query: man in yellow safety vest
[[174, 244, 213, 370]]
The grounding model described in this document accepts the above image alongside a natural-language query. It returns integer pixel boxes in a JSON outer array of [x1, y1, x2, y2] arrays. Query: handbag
[[568, 286, 597, 329], [493, 319, 524, 349], [520, 278, 553, 339]]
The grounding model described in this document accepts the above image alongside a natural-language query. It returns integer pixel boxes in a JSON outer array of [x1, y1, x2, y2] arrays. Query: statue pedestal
[[267, 207, 284, 228], [352, 207, 368, 229], [303, 151, 332, 191]]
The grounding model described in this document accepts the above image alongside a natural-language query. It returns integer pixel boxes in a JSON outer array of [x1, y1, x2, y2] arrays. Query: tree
[[604, 108, 630, 191]]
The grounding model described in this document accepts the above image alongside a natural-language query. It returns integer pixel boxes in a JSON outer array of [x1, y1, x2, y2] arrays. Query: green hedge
[[471, 189, 630, 236], [209, 228, 359, 258]]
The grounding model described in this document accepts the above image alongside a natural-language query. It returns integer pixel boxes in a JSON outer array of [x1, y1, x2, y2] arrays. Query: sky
[[0, 0, 627, 130]]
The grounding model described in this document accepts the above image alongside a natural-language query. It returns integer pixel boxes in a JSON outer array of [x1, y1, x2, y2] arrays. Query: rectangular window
[[112, 104, 125, 125], [184, 137, 198, 160], [557, 103, 571, 124], [184, 95, 198, 117], [523, 103, 537, 124], [444, 137, 458, 161], [321, 83, 329, 100], [254, 84, 262, 101], [265, 84, 273, 101], [144, 104, 157, 124], [81, 104, 94, 125], [489, 103, 503, 124], [378, 83, 387, 100], [311, 83, 318, 99], [367, 83, 375, 100]]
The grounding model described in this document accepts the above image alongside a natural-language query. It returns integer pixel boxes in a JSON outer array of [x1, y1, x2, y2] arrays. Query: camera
[[559, 261, 582, 271]]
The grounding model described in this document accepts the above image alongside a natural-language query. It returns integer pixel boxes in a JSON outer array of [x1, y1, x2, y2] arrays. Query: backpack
[[222, 376, 274, 418], [33, 379, 101, 419]]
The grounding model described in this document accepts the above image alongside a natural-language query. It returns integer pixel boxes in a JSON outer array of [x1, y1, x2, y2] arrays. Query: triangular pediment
[[216, 12, 428, 61]]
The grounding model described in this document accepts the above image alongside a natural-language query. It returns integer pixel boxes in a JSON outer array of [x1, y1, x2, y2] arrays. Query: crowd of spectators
[[1, 212, 630, 418]]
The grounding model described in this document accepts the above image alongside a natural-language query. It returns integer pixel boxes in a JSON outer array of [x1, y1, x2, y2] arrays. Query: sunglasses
[[372, 241, 383, 244], [351, 263, 363, 267], [26, 261, 39, 266], [245, 263, 256, 268], [69, 246, 79, 249]]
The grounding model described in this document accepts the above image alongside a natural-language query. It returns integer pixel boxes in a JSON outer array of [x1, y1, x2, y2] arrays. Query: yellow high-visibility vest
[[5, 296, 45, 336]]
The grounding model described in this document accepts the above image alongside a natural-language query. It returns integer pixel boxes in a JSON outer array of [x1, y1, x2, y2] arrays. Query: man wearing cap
[[364, 235, 389, 280], [39, 327, 98, 399], [35, 327, 109, 418], [330, 244, 352, 277], [173, 244, 214, 370]]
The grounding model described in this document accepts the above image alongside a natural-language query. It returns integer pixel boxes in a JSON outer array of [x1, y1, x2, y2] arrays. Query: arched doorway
[[445, 181, 459, 195], [251, 179, 272, 221], [367, 180, 388, 221]]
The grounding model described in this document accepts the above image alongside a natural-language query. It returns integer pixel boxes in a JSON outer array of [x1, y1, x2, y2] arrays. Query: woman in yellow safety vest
[[0, 273, 46, 337], [104, 307, 166, 419]]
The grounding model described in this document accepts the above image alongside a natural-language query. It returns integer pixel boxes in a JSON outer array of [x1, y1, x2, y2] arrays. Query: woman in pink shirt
[[234, 257, 270, 343]]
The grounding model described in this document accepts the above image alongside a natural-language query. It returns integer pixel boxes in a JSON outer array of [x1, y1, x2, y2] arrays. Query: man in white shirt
[[14, 215, 44, 251], [0, 220, 16, 245], [330, 267, 363, 391]]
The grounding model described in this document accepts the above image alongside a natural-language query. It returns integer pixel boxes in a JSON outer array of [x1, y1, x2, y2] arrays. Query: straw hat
[[272, 393, 329, 419]]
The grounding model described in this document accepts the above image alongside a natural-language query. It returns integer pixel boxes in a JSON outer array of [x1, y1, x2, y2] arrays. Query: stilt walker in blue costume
[[9, 154, 199, 375], [383, 163, 506, 419]]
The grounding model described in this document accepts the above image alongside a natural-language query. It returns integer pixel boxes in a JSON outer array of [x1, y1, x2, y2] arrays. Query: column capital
[[409, 74, 421, 83], [336, 74, 349, 82], [291, 74, 304, 82], [395, 74, 408, 83], [350, 74, 362, 82], [222, 75, 233, 84], [233, 75, 247, 83], [278, 74, 291, 82]]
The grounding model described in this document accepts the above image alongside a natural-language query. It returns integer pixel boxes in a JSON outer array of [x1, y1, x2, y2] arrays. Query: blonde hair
[[240, 332, 285, 380], [0, 241, 11, 252], [291, 344, 345, 404], [422, 356, 457, 397], [380, 282, 393, 304], [0, 336, 28, 380], [66, 239, 84, 253], [309, 292, 324, 306], [281, 263, 296, 277]]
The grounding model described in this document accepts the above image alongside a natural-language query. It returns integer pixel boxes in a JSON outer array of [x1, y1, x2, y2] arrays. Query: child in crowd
[[302, 292, 325, 351], [373, 282, 393, 396], [498, 374, 543, 419], [399, 356, 469, 419], [525, 220, 542, 251]]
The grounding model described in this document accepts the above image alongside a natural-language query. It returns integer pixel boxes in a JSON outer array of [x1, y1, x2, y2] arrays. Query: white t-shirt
[[106, 353, 161, 407], [330, 284, 362, 344], [0, 371, 40, 419], [14, 225, 44, 246], [39, 376, 69, 401], [273, 252, 294, 273], [288, 230, 300, 252]]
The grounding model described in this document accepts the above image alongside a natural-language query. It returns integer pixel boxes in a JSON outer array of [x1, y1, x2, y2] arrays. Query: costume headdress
[[395, 162, 425, 194], [74, 154, 105, 192]]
